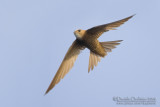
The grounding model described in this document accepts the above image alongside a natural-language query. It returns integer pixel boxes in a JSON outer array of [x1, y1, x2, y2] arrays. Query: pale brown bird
[[45, 15, 134, 94]]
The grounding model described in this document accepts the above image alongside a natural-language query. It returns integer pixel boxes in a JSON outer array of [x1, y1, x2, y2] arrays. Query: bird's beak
[[74, 31, 76, 36]]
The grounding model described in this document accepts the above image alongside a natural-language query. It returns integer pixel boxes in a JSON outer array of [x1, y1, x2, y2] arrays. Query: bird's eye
[[78, 30, 81, 32]]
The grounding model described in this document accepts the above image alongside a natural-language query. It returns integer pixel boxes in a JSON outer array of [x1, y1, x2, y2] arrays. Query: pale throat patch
[[74, 30, 85, 40], [74, 33, 82, 39]]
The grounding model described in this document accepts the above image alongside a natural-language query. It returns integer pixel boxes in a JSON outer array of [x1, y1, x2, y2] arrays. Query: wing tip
[[118, 40, 123, 42], [44, 88, 50, 95], [127, 14, 136, 20]]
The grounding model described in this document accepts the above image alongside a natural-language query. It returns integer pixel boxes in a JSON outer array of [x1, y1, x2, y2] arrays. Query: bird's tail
[[100, 40, 123, 53], [88, 40, 123, 73]]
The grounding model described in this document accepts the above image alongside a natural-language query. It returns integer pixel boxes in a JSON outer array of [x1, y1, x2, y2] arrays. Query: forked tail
[[100, 40, 123, 53], [88, 40, 123, 72]]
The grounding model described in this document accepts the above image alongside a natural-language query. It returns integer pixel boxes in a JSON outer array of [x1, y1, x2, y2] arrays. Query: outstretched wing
[[86, 15, 134, 39], [45, 40, 85, 94]]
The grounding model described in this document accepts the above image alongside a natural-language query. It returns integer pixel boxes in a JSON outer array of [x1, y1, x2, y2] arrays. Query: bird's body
[[45, 15, 134, 94], [76, 37, 106, 57]]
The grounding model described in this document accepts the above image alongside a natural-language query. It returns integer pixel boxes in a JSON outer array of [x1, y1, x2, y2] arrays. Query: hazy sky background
[[0, 0, 160, 107]]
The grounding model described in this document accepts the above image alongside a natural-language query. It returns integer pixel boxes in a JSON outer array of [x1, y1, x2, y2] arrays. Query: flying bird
[[45, 15, 134, 94]]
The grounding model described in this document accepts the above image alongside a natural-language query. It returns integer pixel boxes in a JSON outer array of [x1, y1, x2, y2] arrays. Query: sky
[[0, 0, 160, 107]]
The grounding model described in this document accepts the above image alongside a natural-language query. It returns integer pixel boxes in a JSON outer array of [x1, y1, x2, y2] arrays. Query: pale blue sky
[[0, 0, 160, 107]]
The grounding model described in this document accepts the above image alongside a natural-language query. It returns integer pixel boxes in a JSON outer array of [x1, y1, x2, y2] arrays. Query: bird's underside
[[45, 15, 134, 94]]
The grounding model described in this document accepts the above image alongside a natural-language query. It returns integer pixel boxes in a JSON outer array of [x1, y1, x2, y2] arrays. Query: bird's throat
[[75, 33, 83, 40]]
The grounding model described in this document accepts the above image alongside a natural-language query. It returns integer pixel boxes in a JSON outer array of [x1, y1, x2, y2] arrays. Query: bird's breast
[[83, 39, 106, 57]]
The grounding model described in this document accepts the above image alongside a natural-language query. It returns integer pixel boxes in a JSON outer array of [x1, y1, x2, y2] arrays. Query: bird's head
[[74, 29, 85, 40]]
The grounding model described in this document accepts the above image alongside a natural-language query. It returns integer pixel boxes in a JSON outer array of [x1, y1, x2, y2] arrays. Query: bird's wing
[[45, 40, 85, 94], [86, 15, 134, 39], [88, 51, 101, 73], [88, 40, 123, 72]]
